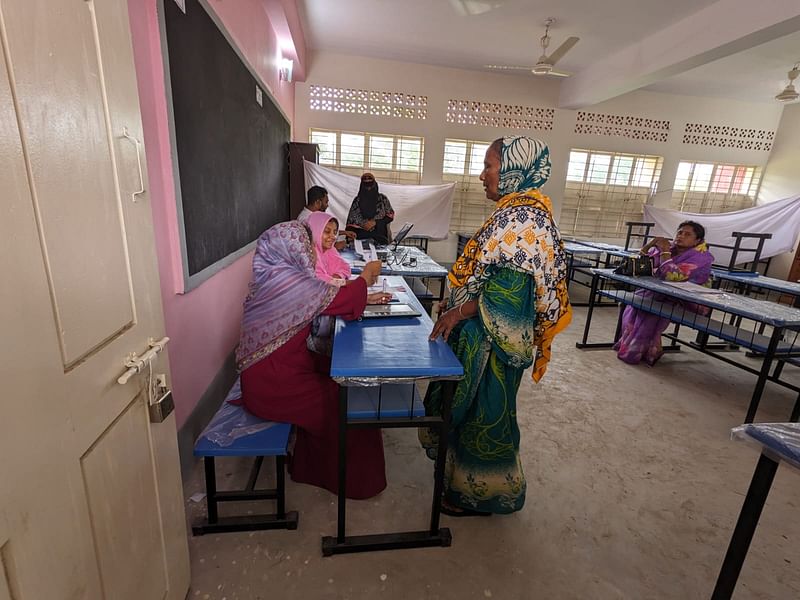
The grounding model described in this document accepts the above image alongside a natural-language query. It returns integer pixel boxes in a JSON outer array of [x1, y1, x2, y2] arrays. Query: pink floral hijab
[[306, 211, 352, 283]]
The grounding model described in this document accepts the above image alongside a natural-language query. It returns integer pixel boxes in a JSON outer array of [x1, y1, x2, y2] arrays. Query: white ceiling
[[643, 30, 800, 103], [298, 0, 800, 105]]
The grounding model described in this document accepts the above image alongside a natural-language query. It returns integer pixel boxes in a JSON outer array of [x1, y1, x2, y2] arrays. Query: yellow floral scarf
[[449, 190, 572, 381]]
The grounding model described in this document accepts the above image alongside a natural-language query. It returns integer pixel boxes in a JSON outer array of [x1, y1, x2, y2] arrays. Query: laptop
[[360, 303, 422, 319], [388, 222, 414, 251]]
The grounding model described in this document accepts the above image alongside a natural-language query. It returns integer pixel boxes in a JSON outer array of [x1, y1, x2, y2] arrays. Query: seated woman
[[614, 220, 714, 366], [307, 211, 351, 286], [236, 221, 388, 499]]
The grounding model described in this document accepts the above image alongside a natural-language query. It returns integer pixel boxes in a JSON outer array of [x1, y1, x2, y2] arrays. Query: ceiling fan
[[486, 18, 579, 77]]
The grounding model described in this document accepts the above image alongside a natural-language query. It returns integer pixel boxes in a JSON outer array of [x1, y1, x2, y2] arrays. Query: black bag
[[613, 255, 653, 277]]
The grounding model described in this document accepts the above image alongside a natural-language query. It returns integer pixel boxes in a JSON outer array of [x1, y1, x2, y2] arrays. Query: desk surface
[[566, 239, 635, 258], [331, 276, 464, 381], [565, 242, 604, 255], [594, 268, 800, 327], [733, 423, 800, 470], [713, 269, 800, 296], [341, 246, 448, 278]]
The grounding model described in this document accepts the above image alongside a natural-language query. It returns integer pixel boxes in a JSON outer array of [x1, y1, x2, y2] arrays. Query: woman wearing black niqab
[[345, 173, 395, 244]]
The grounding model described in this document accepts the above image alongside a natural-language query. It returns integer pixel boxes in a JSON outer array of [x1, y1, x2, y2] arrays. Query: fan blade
[[485, 64, 533, 71], [547, 70, 572, 78], [547, 36, 579, 66]]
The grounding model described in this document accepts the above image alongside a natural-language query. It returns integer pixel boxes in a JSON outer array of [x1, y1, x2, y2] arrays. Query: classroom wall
[[756, 102, 800, 278], [127, 0, 303, 427], [294, 52, 784, 261]]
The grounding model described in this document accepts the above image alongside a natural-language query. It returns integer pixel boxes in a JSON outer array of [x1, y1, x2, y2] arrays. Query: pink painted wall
[[127, 0, 304, 427]]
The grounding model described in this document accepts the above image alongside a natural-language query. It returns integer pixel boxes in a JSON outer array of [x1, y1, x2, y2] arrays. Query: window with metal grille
[[561, 149, 663, 239], [308, 128, 424, 184], [671, 161, 761, 213], [442, 138, 495, 233]]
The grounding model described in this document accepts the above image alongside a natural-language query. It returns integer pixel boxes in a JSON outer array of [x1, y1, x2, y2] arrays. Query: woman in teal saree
[[422, 136, 572, 516]]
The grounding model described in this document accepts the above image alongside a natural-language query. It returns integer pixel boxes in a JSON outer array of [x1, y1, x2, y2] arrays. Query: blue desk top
[[732, 423, 800, 470], [713, 269, 800, 296], [331, 276, 464, 381], [341, 246, 449, 278], [594, 268, 800, 327]]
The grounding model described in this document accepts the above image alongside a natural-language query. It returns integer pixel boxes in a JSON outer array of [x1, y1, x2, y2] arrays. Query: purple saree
[[614, 242, 714, 366]]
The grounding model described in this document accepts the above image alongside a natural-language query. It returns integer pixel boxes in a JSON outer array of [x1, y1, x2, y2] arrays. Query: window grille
[[671, 161, 761, 213], [442, 138, 495, 233], [309, 85, 427, 120], [561, 149, 663, 239], [309, 128, 423, 184]]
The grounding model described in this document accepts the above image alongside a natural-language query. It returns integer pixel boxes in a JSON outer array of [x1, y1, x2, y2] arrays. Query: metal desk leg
[[711, 454, 779, 600], [322, 383, 453, 556], [744, 328, 782, 424], [576, 272, 615, 349], [336, 385, 348, 543], [429, 380, 454, 541]]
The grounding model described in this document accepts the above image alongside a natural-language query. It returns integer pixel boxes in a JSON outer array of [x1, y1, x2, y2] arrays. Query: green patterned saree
[[421, 267, 536, 514]]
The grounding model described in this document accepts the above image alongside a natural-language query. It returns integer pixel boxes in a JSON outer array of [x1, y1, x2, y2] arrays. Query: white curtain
[[303, 160, 455, 239], [643, 195, 800, 266]]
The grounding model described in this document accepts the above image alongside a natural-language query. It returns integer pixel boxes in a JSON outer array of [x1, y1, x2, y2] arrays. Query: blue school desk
[[712, 422, 800, 598], [340, 246, 449, 312], [322, 276, 464, 556]]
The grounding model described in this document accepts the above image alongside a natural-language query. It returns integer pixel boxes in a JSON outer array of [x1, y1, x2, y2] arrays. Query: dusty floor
[[184, 289, 800, 600]]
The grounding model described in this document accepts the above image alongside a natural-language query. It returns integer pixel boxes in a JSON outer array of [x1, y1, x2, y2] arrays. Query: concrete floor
[[184, 291, 800, 600]]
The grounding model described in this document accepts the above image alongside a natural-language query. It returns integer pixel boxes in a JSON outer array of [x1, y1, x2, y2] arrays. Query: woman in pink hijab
[[306, 211, 352, 286]]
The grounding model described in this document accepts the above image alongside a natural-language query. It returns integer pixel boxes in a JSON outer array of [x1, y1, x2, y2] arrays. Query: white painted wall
[[295, 51, 785, 263], [757, 102, 800, 278]]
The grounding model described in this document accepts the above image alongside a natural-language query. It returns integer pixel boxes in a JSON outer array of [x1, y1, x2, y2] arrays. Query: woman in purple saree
[[614, 221, 714, 366]]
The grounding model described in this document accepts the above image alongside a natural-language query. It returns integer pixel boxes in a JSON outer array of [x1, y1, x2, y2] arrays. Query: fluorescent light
[[279, 58, 293, 83]]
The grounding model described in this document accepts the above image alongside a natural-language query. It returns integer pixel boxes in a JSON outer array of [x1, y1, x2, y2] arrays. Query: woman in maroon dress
[[237, 221, 388, 499]]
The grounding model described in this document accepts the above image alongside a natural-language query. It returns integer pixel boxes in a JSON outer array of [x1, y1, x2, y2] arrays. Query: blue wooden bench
[[192, 399, 298, 535]]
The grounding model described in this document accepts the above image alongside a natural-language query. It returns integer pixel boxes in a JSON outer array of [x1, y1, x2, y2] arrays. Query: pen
[[382, 278, 386, 294]]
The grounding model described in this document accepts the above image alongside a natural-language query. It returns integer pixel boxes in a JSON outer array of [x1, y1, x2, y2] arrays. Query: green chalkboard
[[163, 0, 290, 277]]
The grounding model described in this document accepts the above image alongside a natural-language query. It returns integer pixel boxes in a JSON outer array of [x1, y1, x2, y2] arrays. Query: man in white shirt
[[297, 185, 330, 223], [297, 185, 354, 249]]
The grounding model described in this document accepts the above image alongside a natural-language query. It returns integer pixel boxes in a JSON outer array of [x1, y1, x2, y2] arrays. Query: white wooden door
[[0, 1, 190, 598]]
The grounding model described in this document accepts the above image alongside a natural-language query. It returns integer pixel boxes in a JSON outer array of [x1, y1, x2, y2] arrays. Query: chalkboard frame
[[157, 0, 292, 292]]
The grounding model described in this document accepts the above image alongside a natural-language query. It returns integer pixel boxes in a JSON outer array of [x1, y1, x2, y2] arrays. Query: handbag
[[613, 254, 653, 277]]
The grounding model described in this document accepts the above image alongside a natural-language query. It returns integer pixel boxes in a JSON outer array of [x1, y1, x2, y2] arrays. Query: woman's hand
[[364, 219, 377, 231], [653, 237, 671, 253], [429, 307, 464, 341], [367, 292, 392, 304], [436, 298, 449, 314], [359, 260, 382, 286]]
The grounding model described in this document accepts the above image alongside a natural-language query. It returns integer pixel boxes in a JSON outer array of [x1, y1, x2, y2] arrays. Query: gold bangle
[[661, 251, 672, 257]]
